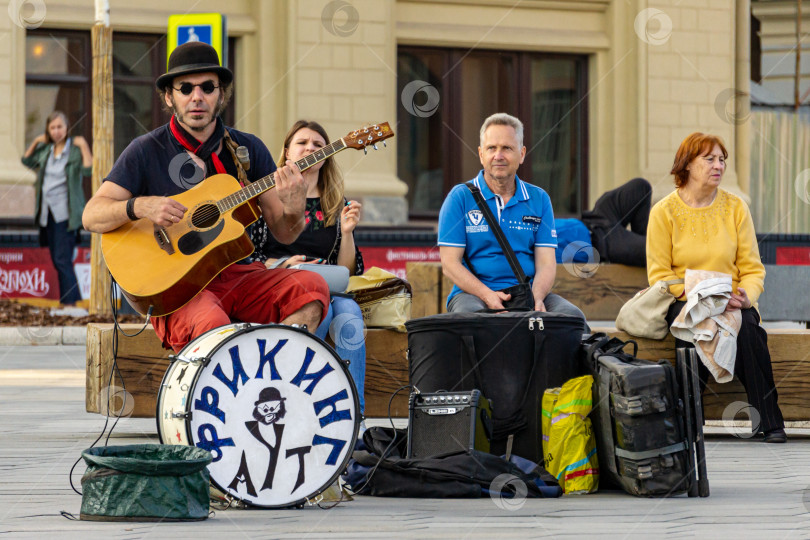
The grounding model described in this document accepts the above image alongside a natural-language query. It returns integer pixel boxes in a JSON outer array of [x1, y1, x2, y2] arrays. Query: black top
[[248, 197, 364, 275], [104, 123, 276, 196]]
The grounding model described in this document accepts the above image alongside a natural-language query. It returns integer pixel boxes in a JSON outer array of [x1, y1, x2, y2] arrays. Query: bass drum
[[157, 323, 359, 508]]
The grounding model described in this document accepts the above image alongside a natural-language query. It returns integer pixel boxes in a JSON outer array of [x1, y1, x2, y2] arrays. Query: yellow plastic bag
[[543, 374, 599, 494], [541, 388, 559, 461], [346, 267, 412, 332]]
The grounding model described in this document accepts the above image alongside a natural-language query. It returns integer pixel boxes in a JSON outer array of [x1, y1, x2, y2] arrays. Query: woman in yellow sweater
[[647, 132, 786, 443]]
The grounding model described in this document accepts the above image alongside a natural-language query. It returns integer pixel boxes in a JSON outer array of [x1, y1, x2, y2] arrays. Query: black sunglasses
[[173, 80, 219, 96]]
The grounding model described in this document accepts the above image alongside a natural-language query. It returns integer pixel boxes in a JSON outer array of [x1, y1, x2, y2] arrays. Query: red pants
[[152, 262, 330, 352]]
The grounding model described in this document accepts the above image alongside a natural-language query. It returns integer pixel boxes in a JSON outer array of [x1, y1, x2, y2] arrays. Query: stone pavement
[[1, 344, 809, 539]]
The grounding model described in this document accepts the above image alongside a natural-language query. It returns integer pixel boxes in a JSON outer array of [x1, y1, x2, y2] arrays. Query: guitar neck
[[216, 138, 348, 213]]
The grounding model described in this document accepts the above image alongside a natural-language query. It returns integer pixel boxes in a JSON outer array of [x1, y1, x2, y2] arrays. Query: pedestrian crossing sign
[[167, 13, 228, 68]]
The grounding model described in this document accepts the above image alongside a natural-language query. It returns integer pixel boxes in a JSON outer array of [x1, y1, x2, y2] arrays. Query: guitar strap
[[222, 129, 249, 188]]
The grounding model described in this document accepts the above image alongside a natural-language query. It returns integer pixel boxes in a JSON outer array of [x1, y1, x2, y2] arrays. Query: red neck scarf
[[169, 115, 227, 175]]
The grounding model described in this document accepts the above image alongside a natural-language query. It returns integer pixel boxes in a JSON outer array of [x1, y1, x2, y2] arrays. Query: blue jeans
[[44, 215, 81, 305], [315, 295, 366, 413]]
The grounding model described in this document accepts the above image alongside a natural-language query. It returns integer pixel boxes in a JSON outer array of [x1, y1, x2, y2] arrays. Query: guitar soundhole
[[191, 204, 220, 228]]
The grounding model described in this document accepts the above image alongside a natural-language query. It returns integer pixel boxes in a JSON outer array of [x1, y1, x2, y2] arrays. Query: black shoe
[[763, 428, 787, 443]]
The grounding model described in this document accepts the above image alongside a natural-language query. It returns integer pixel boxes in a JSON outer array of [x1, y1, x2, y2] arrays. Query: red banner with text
[[359, 246, 440, 280], [0, 247, 92, 301]]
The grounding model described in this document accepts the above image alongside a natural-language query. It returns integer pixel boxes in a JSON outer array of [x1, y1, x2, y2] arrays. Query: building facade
[[1, 0, 753, 226]]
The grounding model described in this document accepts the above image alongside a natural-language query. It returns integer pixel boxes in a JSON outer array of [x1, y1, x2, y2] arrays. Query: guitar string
[[175, 131, 385, 222], [175, 132, 390, 223], [184, 139, 353, 222]]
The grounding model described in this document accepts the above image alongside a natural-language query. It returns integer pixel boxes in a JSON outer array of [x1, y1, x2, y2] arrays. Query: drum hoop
[[155, 323, 250, 442], [165, 322, 361, 509]]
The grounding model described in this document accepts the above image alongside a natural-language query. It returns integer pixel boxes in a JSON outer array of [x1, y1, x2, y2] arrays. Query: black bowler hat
[[155, 41, 233, 91], [254, 387, 286, 405]]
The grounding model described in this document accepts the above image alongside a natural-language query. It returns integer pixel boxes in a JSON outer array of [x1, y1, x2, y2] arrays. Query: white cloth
[[670, 269, 742, 383]]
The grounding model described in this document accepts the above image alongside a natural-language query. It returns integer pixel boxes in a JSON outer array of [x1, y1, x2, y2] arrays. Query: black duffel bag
[[406, 311, 586, 463], [343, 426, 562, 499]]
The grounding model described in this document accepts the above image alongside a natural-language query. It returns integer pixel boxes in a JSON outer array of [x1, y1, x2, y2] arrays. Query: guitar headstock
[[343, 122, 395, 152]]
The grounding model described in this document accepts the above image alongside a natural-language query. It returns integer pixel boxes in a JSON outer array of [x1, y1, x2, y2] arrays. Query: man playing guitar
[[82, 42, 330, 352]]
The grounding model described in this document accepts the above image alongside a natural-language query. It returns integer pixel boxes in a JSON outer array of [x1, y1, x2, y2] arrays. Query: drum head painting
[[158, 324, 359, 508]]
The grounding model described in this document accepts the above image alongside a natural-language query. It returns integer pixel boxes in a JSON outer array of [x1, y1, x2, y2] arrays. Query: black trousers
[[582, 177, 651, 267], [43, 214, 81, 305], [665, 301, 785, 434]]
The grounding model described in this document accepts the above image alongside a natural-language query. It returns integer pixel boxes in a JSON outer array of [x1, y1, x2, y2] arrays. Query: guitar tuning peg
[[373, 144, 378, 150], [382, 141, 387, 147], [363, 147, 368, 155]]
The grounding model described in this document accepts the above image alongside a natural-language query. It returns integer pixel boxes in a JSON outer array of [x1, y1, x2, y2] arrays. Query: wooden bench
[[407, 261, 810, 324], [86, 324, 409, 419], [86, 263, 810, 422], [408, 261, 650, 320], [89, 322, 810, 422]]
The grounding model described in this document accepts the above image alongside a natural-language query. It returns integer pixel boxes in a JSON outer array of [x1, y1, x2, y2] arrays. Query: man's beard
[[170, 96, 223, 133]]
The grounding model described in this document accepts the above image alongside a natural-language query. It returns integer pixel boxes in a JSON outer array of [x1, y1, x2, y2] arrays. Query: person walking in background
[[249, 120, 367, 414], [647, 132, 786, 443], [22, 111, 92, 306]]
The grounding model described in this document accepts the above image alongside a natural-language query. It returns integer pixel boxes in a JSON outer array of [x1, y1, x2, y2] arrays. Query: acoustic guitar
[[102, 122, 394, 316]]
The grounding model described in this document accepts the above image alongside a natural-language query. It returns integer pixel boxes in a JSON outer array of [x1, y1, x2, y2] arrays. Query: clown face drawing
[[253, 387, 287, 425]]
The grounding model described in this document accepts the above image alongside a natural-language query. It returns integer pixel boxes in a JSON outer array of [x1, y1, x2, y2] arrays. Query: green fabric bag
[[80, 444, 212, 521]]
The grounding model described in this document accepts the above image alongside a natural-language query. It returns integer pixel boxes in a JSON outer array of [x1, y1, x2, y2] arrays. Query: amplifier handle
[[479, 407, 493, 440]]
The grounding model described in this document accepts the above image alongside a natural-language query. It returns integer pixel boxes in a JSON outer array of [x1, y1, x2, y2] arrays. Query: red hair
[[670, 132, 728, 187]]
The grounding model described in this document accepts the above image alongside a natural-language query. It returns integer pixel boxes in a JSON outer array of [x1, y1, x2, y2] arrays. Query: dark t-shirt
[[104, 123, 276, 196], [249, 197, 364, 274]]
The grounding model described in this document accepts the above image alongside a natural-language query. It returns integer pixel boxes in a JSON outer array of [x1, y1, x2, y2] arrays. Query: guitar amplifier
[[407, 390, 492, 459]]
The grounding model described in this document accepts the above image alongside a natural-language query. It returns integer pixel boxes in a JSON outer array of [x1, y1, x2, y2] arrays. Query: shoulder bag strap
[[465, 182, 529, 285]]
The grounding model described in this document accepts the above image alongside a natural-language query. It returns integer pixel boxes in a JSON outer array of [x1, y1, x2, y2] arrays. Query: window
[[111, 34, 170, 158], [26, 30, 236, 160], [397, 46, 588, 218], [751, 12, 762, 84], [25, 30, 91, 146]]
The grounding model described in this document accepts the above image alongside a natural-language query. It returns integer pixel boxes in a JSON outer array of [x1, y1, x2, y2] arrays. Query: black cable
[[104, 291, 124, 447], [67, 350, 114, 497], [319, 384, 412, 509], [65, 275, 151, 499], [348, 384, 412, 496]]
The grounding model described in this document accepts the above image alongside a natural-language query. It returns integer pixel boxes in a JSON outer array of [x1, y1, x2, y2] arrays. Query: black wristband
[[125, 198, 138, 221]]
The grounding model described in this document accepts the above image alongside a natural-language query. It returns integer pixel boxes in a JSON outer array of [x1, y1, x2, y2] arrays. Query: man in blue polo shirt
[[437, 113, 586, 327]]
